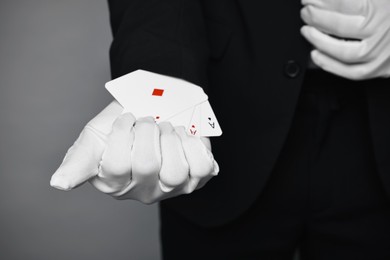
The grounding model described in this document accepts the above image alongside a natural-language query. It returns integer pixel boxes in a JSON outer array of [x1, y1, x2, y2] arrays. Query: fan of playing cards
[[105, 70, 222, 137]]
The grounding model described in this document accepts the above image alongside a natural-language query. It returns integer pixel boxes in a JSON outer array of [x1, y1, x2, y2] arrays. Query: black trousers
[[159, 71, 390, 260]]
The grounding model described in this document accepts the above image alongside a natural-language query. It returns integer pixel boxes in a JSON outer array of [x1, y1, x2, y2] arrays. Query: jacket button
[[284, 60, 301, 78]]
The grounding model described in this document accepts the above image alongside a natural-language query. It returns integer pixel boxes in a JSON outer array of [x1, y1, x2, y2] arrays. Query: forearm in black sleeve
[[107, 0, 210, 90]]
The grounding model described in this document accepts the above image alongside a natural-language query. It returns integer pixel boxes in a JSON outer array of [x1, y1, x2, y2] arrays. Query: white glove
[[300, 0, 390, 80], [50, 101, 219, 204]]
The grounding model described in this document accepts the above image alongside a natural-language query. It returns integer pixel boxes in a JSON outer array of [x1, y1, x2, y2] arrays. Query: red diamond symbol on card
[[152, 88, 164, 96]]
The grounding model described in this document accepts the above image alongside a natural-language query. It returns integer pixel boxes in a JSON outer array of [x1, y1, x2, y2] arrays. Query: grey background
[[0, 1, 161, 259]]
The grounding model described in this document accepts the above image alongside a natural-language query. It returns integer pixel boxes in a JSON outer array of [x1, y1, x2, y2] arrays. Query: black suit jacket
[[108, 0, 390, 227]]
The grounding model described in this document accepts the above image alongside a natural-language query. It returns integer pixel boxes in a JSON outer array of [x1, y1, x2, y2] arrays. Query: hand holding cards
[[50, 70, 221, 204], [105, 69, 222, 137]]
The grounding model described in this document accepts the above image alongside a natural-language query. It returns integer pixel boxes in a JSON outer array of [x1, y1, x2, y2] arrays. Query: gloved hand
[[50, 100, 219, 204], [300, 0, 390, 80]]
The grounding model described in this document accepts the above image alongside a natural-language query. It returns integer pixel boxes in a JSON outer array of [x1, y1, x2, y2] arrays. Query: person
[[51, 0, 390, 259]]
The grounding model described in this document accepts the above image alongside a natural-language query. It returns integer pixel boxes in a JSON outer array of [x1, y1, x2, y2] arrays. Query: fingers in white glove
[[301, 26, 368, 63], [301, 5, 366, 39], [301, 0, 368, 16], [114, 117, 163, 203], [131, 117, 162, 178], [310, 49, 388, 80], [200, 136, 212, 151], [114, 123, 220, 204], [175, 126, 217, 194], [196, 160, 220, 190], [158, 122, 189, 192], [89, 113, 136, 194]]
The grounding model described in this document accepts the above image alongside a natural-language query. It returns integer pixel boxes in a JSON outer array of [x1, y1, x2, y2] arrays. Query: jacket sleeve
[[107, 0, 210, 91]]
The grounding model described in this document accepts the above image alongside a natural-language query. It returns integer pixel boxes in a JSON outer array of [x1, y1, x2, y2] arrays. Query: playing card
[[105, 69, 222, 137], [105, 69, 208, 123], [199, 100, 222, 137], [187, 103, 201, 137], [163, 106, 194, 128], [164, 100, 222, 137]]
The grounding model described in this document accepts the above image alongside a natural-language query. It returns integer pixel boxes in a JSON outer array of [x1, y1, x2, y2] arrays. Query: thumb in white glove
[[50, 100, 123, 190]]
